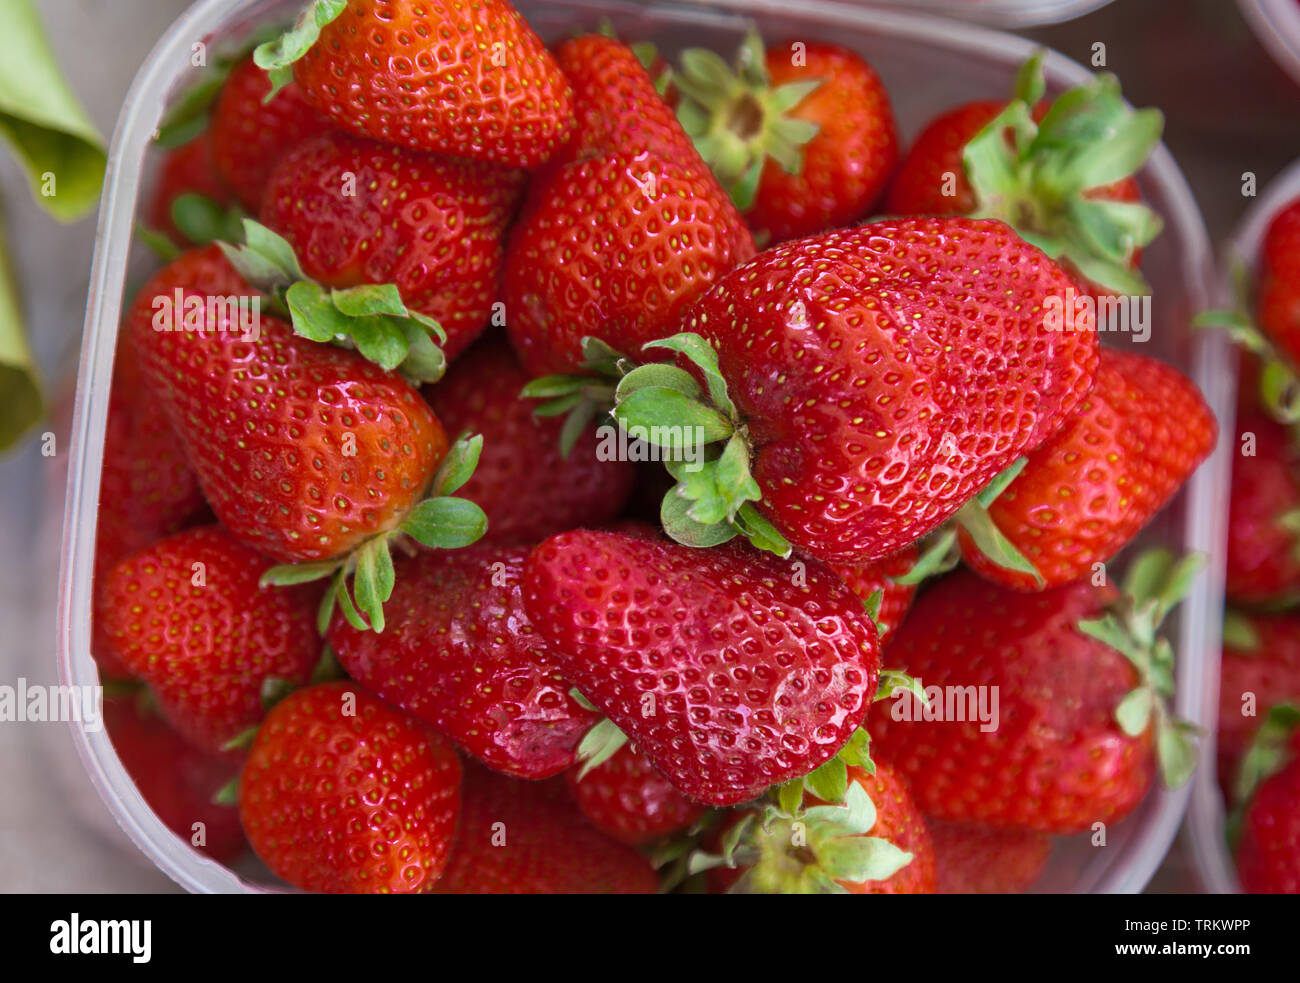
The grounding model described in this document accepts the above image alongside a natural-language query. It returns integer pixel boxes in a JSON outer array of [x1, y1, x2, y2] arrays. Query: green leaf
[[259, 560, 341, 588], [613, 386, 733, 447], [568, 687, 599, 713], [1232, 703, 1300, 806], [284, 281, 349, 343], [253, 0, 347, 96], [352, 539, 393, 634], [875, 669, 926, 705], [315, 575, 340, 635], [212, 775, 240, 807], [776, 778, 804, 816], [575, 718, 629, 779], [398, 321, 446, 384], [1063, 107, 1163, 191], [310, 646, 344, 684], [334, 574, 369, 632], [1078, 613, 1147, 666], [1156, 716, 1199, 789], [835, 728, 873, 771], [1122, 548, 1175, 609], [220, 726, 259, 753], [433, 433, 483, 496], [171, 193, 245, 247], [713, 432, 761, 520], [347, 315, 409, 372], [243, 219, 306, 281], [155, 72, 226, 148], [615, 362, 703, 401], [804, 756, 848, 804], [974, 457, 1028, 508], [642, 332, 736, 419], [134, 224, 182, 262], [893, 527, 959, 586], [661, 490, 738, 548], [400, 497, 488, 549], [964, 101, 1034, 207], [1221, 610, 1261, 651], [260, 676, 296, 711], [520, 374, 592, 400], [861, 588, 884, 629], [955, 499, 1044, 586], [1114, 686, 1155, 737], [733, 503, 793, 558], [558, 400, 598, 459], [1011, 50, 1047, 105], [818, 836, 913, 884], [331, 283, 410, 318]]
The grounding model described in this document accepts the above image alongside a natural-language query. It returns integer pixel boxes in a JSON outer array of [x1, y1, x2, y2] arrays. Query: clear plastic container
[[1239, 0, 1300, 87], [60, 0, 1231, 893], [1184, 158, 1300, 895], [843, 0, 1115, 28]]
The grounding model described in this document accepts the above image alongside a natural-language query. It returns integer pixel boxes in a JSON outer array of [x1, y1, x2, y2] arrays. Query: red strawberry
[[673, 34, 898, 244], [238, 681, 462, 893], [522, 528, 881, 806], [566, 744, 706, 845], [1217, 611, 1300, 795], [1226, 410, 1300, 604], [706, 760, 936, 894], [958, 349, 1216, 591], [328, 544, 598, 779], [829, 545, 919, 645], [927, 819, 1051, 894], [1233, 706, 1300, 893], [104, 695, 247, 863], [423, 337, 635, 543], [208, 53, 328, 212], [1257, 198, 1300, 367], [434, 766, 657, 894], [260, 131, 524, 361], [100, 526, 322, 753], [870, 555, 1200, 834], [259, 0, 574, 168], [146, 132, 237, 245], [885, 101, 1003, 217]]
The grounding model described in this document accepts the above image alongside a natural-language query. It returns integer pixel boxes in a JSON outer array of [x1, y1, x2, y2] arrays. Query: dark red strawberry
[[958, 349, 1216, 591], [1257, 198, 1300, 368], [434, 766, 658, 894], [104, 695, 247, 863], [1217, 611, 1300, 795], [566, 744, 706, 845], [522, 528, 880, 806], [830, 545, 919, 645], [1226, 410, 1300, 604], [928, 819, 1051, 894], [422, 337, 635, 543], [258, 0, 573, 168], [146, 132, 238, 245], [239, 681, 462, 893], [328, 544, 598, 779], [673, 34, 898, 244], [100, 526, 322, 753], [208, 53, 328, 212], [260, 131, 524, 360]]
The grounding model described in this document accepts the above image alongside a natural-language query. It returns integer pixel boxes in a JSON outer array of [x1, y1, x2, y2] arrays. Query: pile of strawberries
[[92, 0, 1221, 893]]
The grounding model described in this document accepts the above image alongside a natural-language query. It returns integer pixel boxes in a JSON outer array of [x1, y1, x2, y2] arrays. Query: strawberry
[[100, 526, 323, 753], [957, 349, 1216, 591], [673, 34, 898, 244], [704, 760, 935, 894], [1225, 410, 1300, 604], [502, 35, 754, 377], [566, 744, 706, 845], [145, 132, 239, 246], [829, 545, 919, 645], [434, 766, 658, 894], [259, 131, 524, 361], [104, 695, 247, 863], [208, 53, 329, 212], [521, 528, 881, 806], [927, 819, 1051, 894], [238, 681, 462, 893], [1217, 611, 1300, 796], [870, 553, 1201, 834], [1232, 705, 1300, 893], [328, 544, 598, 779], [598, 216, 1097, 562], [1257, 198, 1300, 368], [256, 0, 574, 168], [884, 53, 1162, 297], [125, 245, 487, 630]]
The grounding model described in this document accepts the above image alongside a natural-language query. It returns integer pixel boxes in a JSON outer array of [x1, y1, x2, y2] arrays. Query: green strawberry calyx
[[1226, 702, 1300, 846], [253, 0, 347, 99], [963, 50, 1164, 296], [672, 30, 823, 214], [568, 687, 631, 779], [219, 218, 449, 385], [259, 433, 489, 634], [1076, 548, 1206, 788], [519, 337, 634, 457]]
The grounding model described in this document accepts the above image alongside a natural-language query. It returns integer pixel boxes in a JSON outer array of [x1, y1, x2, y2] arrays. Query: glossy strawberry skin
[[870, 571, 1154, 834], [208, 54, 328, 212], [328, 545, 598, 780], [260, 132, 524, 361], [146, 133, 236, 244], [1258, 198, 1300, 367], [422, 338, 635, 543], [566, 744, 706, 845], [126, 246, 448, 564], [434, 767, 658, 894], [928, 819, 1051, 894], [959, 350, 1216, 590], [829, 545, 918, 646], [748, 41, 898, 244], [1226, 411, 1300, 604], [239, 681, 462, 894], [522, 529, 881, 807], [104, 696, 247, 863], [683, 217, 1099, 564], [1217, 612, 1300, 794], [293, 0, 573, 168], [1236, 730, 1300, 894], [100, 526, 322, 753]]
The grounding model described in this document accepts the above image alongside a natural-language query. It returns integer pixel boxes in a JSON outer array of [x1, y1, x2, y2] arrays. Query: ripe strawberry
[[434, 766, 658, 893], [1257, 198, 1300, 368], [125, 246, 485, 630], [1232, 705, 1300, 893], [100, 526, 322, 753], [104, 695, 247, 863], [829, 545, 919, 645], [927, 819, 1051, 894], [522, 528, 881, 806], [870, 554, 1201, 834], [957, 350, 1216, 591], [239, 681, 462, 893], [566, 744, 706, 845], [705, 760, 935, 894], [146, 132, 238, 246], [258, 0, 573, 168], [422, 337, 635, 542], [328, 544, 598, 779], [1217, 611, 1300, 795], [673, 34, 898, 244], [208, 53, 328, 212], [1226, 410, 1300, 603], [260, 131, 524, 361]]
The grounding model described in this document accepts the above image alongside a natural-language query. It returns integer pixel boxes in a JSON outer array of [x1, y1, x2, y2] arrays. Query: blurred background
[[1, 0, 1297, 892]]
